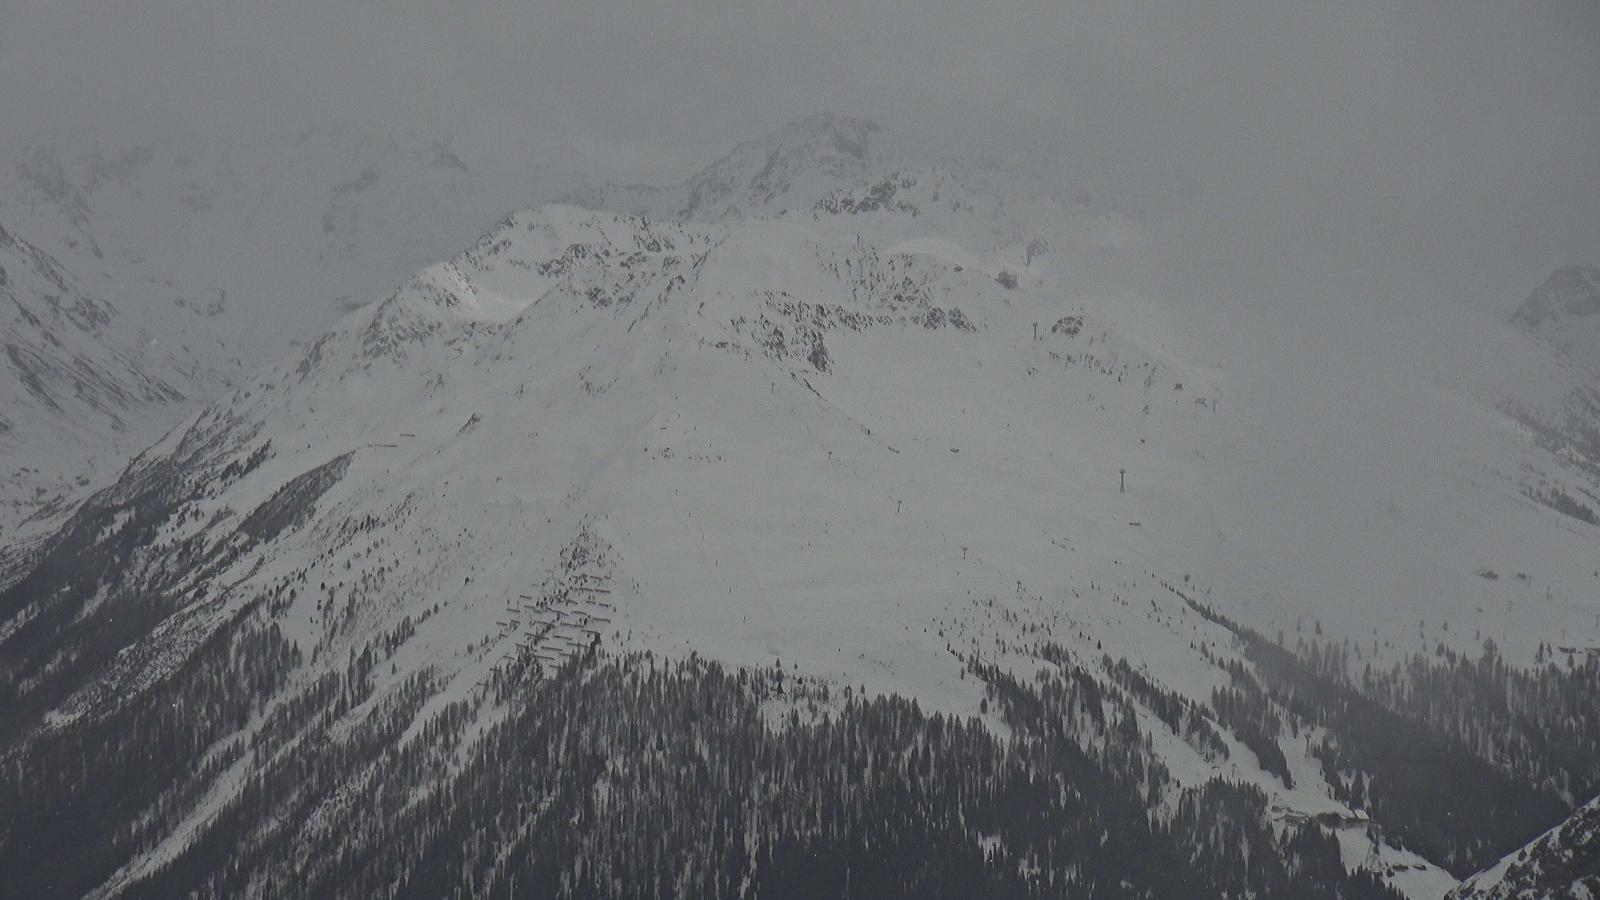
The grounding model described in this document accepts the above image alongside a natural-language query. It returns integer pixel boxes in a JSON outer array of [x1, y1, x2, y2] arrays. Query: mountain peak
[[1511, 264, 1600, 329], [762, 111, 882, 157], [681, 112, 886, 217], [1509, 264, 1600, 373]]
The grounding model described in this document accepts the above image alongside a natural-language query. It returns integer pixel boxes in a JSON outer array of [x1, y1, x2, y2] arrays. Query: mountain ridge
[[1510, 263, 1600, 375], [0, 125, 588, 539], [0, 219, 193, 538], [1449, 794, 1600, 898]]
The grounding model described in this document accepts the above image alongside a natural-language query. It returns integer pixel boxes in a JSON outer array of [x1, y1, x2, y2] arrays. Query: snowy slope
[[0, 222, 190, 538], [1450, 794, 1600, 898], [0, 125, 584, 540], [572, 114, 1600, 671], [2, 126, 589, 371]]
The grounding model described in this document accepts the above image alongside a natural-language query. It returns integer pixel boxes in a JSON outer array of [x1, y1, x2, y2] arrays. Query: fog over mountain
[[1, 3, 1598, 898], [5, 0, 1598, 312]]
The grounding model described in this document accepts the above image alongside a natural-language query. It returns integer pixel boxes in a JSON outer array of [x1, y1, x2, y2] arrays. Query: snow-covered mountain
[[571, 111, 1149, 280], [680, 111, 887, 219], [1, 126, 586, 365], [1450, 794, 1600, 898], [1511, 264, 1600, 375], [0, 125, 585, 540], [1, 115, 1596, 898], [0, 221, 194, 538], [572, 112, 890, 218]]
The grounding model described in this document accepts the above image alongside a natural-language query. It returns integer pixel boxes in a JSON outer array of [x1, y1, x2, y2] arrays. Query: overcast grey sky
[[3, 0, 1597, 315]]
